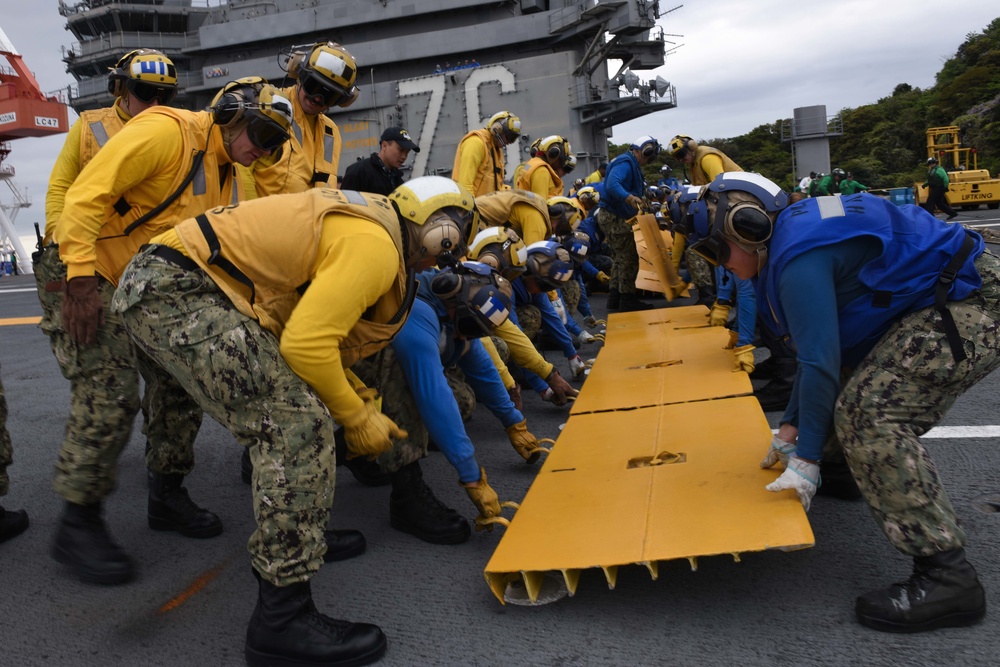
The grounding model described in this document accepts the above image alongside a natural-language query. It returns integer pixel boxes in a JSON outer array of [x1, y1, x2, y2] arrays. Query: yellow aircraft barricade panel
[[603, 305, 713, 338], [633, 214, 689, 300], [571, 315, 751, 415], [484, 397, 814, 602]]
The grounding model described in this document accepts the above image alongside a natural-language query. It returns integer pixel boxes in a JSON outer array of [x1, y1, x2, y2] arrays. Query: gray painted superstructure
[[58, 0, 677, 182]]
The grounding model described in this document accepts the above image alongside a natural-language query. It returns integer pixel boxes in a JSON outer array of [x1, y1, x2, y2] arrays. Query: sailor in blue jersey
[[352, 261, 544, 543], [686, 171, 1000, 634]]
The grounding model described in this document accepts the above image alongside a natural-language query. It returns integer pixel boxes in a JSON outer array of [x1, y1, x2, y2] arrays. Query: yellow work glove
[[340, 388, 407, 461], [708, 300, 732, 327], [505, 420, 543, 464], [724, 329, 739, 350], [464, 467, 501, 531], [733, 345, 756, 374], [595, 271, 611, 285]]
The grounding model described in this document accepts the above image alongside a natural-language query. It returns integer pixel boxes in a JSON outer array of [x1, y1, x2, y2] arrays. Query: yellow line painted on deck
[[0, 317, 41, 326], [157, 559, 233, 614]]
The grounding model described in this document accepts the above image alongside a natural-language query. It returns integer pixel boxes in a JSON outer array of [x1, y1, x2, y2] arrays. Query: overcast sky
[[3, 2, 999, 247]]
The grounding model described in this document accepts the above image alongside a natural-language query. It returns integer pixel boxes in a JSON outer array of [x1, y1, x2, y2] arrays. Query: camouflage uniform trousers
[[685, 248, 715, 292], [596, 208, 639, 295], [113, 249, 334, 585], [833, 250, 1000, 558], [32, 245, 203, 504], [351, 348, 431, 474], [0, 366, 11, 497], [350, 346, 478, 473], [561, 279, 581, 318], [515, 304, 541, 341]]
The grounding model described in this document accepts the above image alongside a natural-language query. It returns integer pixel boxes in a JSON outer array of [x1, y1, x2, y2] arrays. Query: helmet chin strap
[[754, 244, 768, 275]]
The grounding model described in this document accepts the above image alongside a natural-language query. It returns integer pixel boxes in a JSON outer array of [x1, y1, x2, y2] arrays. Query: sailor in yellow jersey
[[452, 110, 521, 196], [472, 188, 552, 246], [112, 179, 470, 667], [49, 78, 292, 587], [37, 49, 227, 557], [243, 42, 359, 197], [515, 134, 572, 198]]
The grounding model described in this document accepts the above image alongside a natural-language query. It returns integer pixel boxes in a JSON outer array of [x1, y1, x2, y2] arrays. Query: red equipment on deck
[[0, 27, 69, 142]]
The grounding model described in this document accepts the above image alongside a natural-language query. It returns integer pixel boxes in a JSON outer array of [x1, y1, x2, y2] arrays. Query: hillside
[[612, 16, 1000, 191]]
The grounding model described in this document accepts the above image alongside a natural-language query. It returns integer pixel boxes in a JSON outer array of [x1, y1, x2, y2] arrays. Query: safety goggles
[[300, 72, 348, 107], [128, 80, 177, 105], [245, 114, 290, 153]]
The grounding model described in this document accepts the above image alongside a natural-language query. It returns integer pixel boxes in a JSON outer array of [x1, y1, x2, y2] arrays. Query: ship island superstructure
[[58, 0, 677, 180]]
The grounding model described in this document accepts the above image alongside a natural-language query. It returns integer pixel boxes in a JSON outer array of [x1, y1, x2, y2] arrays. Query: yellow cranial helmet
[[668, 134, 697, 158], [290, 42, 359, 108], [108, 48, 178, 103], [467, 226, 527, 281], [487, 111, 521, 146], [547, 196, 582, 235], [576, 185, 600, 207], [389, 176, 478, 268], [210, 77, 293, 153]]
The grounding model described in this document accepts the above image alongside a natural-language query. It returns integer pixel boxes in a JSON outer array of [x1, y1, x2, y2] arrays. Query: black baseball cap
[[381, 126, 420, 152]]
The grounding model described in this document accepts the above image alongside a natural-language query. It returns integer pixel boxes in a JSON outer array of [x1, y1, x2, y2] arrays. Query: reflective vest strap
[[935, 233, 976, 363], [89, 121, 110, 148], [195, 213, 257, 306], [323, 129, 334, 163]]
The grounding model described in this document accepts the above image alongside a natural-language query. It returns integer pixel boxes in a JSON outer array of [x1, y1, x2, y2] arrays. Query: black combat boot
[[245, 570, 387, 667], [856, 548, 986, 632], [335, 428, 391, 487], [389, 461, 470, 544], [52, 501, 134, 585], [748, 356, 779, 381], [817, 458, 862, 500], [606, 289, 621, 311], [148, 472, 223, 538], [323, 529, 367, 563], [619, 292, 654, 312], [0, 505, 29, 544], [753, 358, 797, 412]]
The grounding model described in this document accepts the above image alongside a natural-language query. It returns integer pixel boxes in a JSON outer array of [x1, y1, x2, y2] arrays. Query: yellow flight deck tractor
[[914, 126, 1000, 210]]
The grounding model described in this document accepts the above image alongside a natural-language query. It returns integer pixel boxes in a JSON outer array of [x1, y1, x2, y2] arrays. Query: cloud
[[1, 2, 998, 250], [612, 2, 999, 143]]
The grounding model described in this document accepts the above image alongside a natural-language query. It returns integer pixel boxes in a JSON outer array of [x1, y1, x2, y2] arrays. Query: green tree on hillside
[[610, 15, 1000, 191]]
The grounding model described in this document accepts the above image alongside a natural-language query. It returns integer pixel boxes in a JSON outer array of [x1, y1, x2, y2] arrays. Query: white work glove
[[568, 354, 586, 379], [760, 434, 796, 469], [765, 456, 820, 512], [552, 297, 568, 324]]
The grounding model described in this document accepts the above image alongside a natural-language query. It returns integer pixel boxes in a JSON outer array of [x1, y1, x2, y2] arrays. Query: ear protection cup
[[431, 272, 462, 300], [107, 68, 127, 98], [285, 51, 306, 79], [107, 49, 138, 98], [539, 135, 569, 164], [210, 76, 269, 127], [212, 91, 246, 127]]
